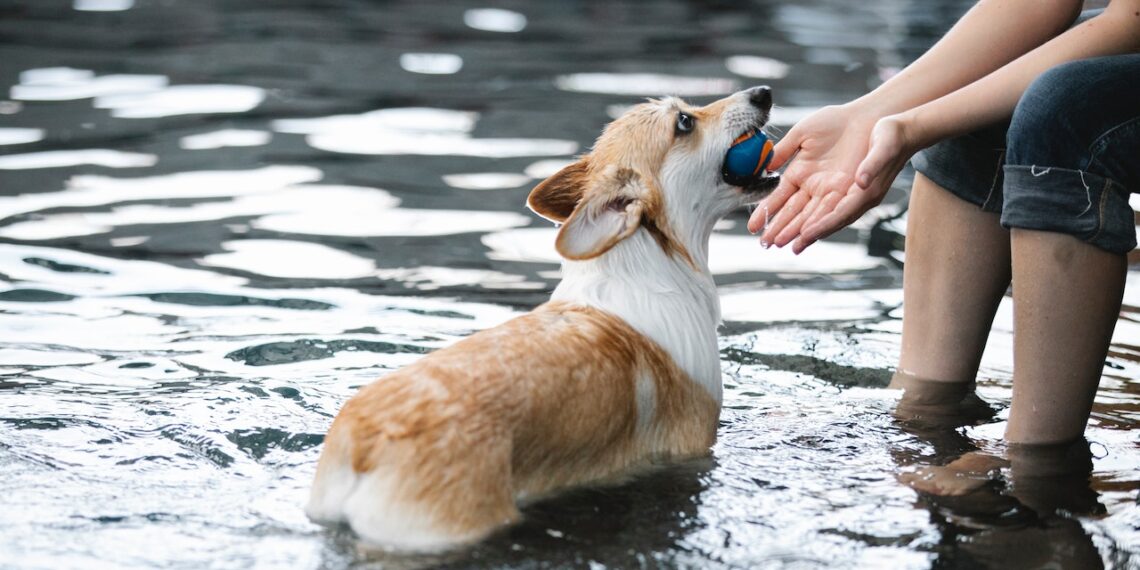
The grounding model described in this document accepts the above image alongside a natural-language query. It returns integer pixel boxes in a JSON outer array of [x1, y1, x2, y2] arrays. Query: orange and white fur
[[307, 86, 778, 551]]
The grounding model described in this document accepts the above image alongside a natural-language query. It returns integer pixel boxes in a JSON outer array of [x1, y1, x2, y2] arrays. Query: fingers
[[854, 141, 891, 189], [759, 189, 810, 246], [766, 125, 804, 172], [747, 175, 798, 233], [806, 191, 843, 228], [746, 202, 771, 235], [797, 190, 867, 248], [787, 192, 840, 254], [856, 118, 903, 188], [857, 145, 889, 188], [772, 194, 822, 248]]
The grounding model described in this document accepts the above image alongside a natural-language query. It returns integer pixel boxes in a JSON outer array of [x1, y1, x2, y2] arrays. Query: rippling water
[[1, 1, 1137, 568]]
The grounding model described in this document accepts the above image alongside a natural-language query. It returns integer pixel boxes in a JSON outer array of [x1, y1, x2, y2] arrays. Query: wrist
[[849, 89, 913, 120], [885, 110, 929, 154]]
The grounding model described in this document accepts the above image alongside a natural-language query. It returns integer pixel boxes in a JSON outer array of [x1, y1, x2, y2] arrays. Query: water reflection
[[441, 172, 531, 190], [555, 73, 740, 96], [179, 129, 272, 150], [0, 149, 156, 170], [202, 240, 377, 280], [400, 53, 464, 75], [0, 127, 44, 145], [73, 0, 134, 11], [12, 68, 166, 101], [725, 56, 791, 79], [8, 67, 268, 117], [482, 228, 886, 276], [97, 84, 266, 119], [274, 107, 577, 158], [463, 8, 527, 33]]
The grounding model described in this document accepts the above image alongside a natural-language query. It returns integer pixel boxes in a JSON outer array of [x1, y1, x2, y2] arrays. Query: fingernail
[[760, 239, 770, 249]]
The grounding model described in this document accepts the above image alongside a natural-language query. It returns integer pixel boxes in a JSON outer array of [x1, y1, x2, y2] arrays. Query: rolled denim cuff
[[1001, 165, 1136, 254], [912, 132, 1006, 213]]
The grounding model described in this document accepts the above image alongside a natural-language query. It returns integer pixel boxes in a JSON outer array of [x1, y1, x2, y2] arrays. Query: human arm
[[795, 1, 1140, 253], [747, 0, 1085, 248]]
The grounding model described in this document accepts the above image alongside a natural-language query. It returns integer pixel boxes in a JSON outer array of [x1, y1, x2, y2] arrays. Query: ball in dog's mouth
[[722, 129, 778, 199]]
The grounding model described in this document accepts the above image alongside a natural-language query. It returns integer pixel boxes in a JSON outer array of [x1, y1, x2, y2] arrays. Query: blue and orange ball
[[722, 130, 774, 186]]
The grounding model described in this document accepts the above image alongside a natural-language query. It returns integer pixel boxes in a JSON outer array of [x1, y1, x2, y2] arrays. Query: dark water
[[1, 1, 1137, 568]]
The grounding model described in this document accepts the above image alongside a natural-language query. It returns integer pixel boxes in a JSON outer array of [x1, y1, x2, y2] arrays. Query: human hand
[[747, 104, 879, 253], [794, 115, 919, 253], [748, 106, 922, 254]]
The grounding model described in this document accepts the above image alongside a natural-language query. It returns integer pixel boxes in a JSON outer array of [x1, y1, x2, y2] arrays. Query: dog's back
[[307, 301, 718, 551]]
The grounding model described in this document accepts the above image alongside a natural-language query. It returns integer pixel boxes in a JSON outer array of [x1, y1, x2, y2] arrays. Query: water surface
[[1, 1, 1137, 568]]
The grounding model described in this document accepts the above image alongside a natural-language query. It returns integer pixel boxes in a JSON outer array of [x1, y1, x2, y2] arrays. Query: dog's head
[[527, 86, 777, 263]]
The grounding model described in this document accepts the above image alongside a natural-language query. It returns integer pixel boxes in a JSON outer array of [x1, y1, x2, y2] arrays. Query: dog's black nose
[[747, 86, 772, 111]]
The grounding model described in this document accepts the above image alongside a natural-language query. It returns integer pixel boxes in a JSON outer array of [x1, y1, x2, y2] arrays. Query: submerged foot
[[898, 451, 1009, 496], [889, 371, 995, 428]]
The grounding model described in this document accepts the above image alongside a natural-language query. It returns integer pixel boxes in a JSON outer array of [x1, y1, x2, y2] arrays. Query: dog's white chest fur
[[552, 229, 723, 404]]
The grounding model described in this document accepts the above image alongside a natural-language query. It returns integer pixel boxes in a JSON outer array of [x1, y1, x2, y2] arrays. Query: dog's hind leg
[[343, 436, 521, 552], [306, 419, 359, 523]]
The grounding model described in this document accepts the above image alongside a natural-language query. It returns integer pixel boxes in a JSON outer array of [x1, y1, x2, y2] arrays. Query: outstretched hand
[[748, 107, 917, 254]]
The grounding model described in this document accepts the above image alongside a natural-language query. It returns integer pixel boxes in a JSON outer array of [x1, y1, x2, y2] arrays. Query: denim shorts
[[911, 53, 1140, 254]]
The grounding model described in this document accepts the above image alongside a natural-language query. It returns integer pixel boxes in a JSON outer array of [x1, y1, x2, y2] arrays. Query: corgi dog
[[307, 86, 778, 551]]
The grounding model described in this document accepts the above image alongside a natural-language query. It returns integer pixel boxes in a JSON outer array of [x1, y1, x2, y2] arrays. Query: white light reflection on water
[[0, 184, 397, 240], [73, 0, 134, 11], [12, 68, 166, 101], [275, 107, 576, 158], [274, 107, 476, 134], [0, 174, 530, 240], [0, 349, 102, 367], [10, 68, 265, 118], [97, 85, 266, 118], [725, 55, 791, 79], [202, 240, 377, 280], [0, 149, 156, 170], [310, 132, 576, 158], [554, 73, 739, 96], [481, 228, 883, 275], [179, 129, 272, 150], [524, 158, 574, 179], [0, 165, 321, 223], [442, 172, 532, 190], [255, 206, 530, 237], [0, 127, 44, 145], [720, 286, 901, 324], [399, 53, 464, 75], [463, 8, 527, 32]]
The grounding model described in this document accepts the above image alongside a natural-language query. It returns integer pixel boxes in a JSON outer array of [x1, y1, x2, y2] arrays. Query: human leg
[[1005, 231, 1125, 444], [1000, 55, 1140, 444], [892, 122, 1013, 414], [896, 173, 1011, 387]]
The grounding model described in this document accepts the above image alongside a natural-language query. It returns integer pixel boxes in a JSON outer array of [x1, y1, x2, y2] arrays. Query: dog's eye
[[676, 112, 695, 134]]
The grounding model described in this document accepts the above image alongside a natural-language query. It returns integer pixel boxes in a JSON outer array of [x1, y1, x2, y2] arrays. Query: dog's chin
[[737, 173, 779, 205]]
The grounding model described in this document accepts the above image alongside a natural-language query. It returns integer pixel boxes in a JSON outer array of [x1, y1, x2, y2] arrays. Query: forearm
[[904, 3, 1140, 146], [852, 0, 1082, 117]]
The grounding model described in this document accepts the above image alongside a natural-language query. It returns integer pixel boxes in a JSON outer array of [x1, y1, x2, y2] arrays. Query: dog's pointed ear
[[527, 159, 590, 224], [555, 167, 647, 260]]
